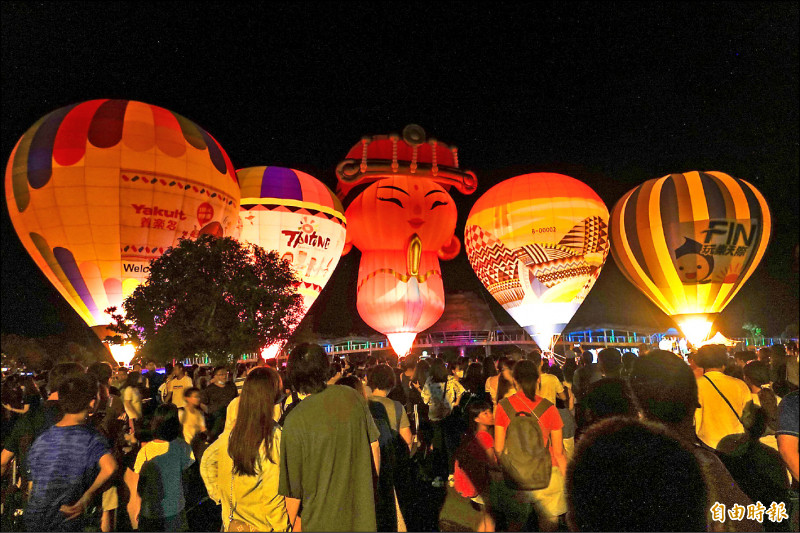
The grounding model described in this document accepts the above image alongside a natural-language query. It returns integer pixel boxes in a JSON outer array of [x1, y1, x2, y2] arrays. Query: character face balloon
[[610, 171, 771, 345], [345, 175, 459, 356], [465, 173, 610, 351], [5, 100, 241, 330]]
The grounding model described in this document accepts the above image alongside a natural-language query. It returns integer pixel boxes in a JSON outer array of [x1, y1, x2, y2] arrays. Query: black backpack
[[498, 396, 553, 490]]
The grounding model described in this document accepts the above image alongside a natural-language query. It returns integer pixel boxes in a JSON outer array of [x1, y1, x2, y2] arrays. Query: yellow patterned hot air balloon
[[609, 171, 771, 345], [464, 173, 610, 351], [5, 100, 241, 336]]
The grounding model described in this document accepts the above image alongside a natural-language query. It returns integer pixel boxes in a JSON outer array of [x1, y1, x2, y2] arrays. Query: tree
[[742, 322, 764, 342], [107, 235, 303, 365]]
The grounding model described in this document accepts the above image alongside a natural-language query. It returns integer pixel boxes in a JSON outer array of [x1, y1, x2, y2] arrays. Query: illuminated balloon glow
[[465, 173, 610, 351], [610, 171, 771, 345], [5, 100, 241, 335], [237, 167, 347, 357], [336, 126, 477, 356]]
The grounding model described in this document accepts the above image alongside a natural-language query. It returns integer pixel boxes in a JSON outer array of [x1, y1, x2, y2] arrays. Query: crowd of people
[[0, 340, 798, 532]]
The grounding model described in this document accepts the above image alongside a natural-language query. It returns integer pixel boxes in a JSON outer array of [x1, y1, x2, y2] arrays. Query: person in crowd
[[578, 378, 637, 436], [716, 404, 792, 532], [776, 389, 799, 531], [628, 349, 763, 532], [25, 373, 117, 532], [200, 366, 289, 532], [165, 363, 194, 409], [545, 364, 577, 459], [409, 358, 431, 426], [785, 341, 799, 388], [566, 417, 707, 532], [620, 351, 637, 379], [180, 387, 207, 449], [338, 373, 369, 399], [776, 389, 798, 481], [770, 344, 794, 397], [742, 359, 781, 450], [695, 344, 752, 449], [421, 358, 465, 479], [758, 346, 773, 364], [494, 359, 566, 532], [368, 364, 412, 531], [201, 366, 238, 441], [278, 343, 380, 532], [687, 350, 705, 378], [132, 403, 195, 531], [1, 362, 84, 478], [486, 357, 516, 405], [87, 362, 126, 532], [461, 361, 487, 399], [453, 400, 497, 532], [110, 365, 128, 392], [120, 370, 143, 433], [144, 359, 165, 410], [597, 347, 623, 378], [571, 350, 600, 402], [529, 350, 566, 405]]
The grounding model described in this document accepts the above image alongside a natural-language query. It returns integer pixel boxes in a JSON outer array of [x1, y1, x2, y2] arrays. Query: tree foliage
[[107, 235, 303, 364]]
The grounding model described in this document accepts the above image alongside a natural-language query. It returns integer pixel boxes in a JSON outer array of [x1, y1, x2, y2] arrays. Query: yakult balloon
[[336, 125, 477, 356], [237, 166, 347, 358], [5, 99, 241, 335], [610, 171, 771, 345], [465, 173, 610, 351]]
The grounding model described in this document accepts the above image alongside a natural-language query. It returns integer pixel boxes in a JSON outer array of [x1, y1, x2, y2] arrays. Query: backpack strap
[[702, 375, 741, 422]]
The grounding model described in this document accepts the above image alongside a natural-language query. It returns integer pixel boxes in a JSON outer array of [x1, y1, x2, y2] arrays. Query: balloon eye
[[678, 266, 684, 270], [378, 197, 404, 208], [430, 200, 448, 210], [697, 264, 703, 269]]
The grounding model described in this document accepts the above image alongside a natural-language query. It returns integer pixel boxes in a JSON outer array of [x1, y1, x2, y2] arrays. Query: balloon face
[[465, 173, 610, 350], [610, 171, 771, 343], [5, 100, 241, 329], [236, 166, 347, 323], [345, 175, 459, 357]]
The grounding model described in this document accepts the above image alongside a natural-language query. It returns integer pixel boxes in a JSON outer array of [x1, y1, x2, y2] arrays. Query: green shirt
[[278, 384, 380, 532]]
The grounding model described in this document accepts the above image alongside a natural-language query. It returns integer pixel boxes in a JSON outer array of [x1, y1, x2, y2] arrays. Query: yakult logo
[[132, 204, 188, 220]]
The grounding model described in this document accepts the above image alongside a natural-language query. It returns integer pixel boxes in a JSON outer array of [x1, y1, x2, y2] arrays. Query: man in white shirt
[[165, 363, 194, 409]]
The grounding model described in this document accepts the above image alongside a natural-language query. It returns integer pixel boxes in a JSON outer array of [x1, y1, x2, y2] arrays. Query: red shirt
[[454, 429, 494, 498], [495, 392, 563, 466]]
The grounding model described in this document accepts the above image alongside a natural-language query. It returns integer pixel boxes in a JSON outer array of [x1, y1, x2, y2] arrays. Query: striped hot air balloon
[[609, 171, 771, 345], [5, 100, 241, 338]]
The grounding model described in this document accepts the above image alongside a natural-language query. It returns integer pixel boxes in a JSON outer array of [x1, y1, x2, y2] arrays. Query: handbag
[[225, 464, 258, 532], [438, 485, 483, 532]]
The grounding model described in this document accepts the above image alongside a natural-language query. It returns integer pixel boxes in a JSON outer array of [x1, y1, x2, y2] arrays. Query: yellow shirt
[[180, 406, 206, 445], [695, 371, 752, 449], [538, 373, 565, 405], [199, 428, 288, 532]]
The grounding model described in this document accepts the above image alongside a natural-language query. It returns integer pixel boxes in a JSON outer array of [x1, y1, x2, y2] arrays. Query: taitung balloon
[[336, 125, 477, 357], [610, 171, 771, 345], [237, 166, 347, 356], [465, 173, 610, 351], [5, 99, 241, 333]]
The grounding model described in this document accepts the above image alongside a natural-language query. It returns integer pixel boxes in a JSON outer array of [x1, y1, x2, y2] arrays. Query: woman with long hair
[[200, 366, 289, 532], [486, 357, 516, 405], [121, 370, 143, 425]]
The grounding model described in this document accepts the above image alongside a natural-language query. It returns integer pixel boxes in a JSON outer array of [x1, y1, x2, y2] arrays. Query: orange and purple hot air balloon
[[5, 99, 242, 337]]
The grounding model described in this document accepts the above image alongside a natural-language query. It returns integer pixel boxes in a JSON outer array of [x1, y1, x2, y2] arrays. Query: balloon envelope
[[5, 99, 241, 330], [236, 166, 347, 329], [465, 173, 610, 350], [609, 171, 771, 345]]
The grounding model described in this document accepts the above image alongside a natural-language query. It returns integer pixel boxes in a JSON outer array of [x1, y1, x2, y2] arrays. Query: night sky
[[2, 3, 798, 343]]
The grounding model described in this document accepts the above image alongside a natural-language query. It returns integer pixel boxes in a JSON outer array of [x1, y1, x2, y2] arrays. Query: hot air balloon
[[336, 125, 477, 357], [236, 166, 347, 358], [610, 171, 771, 346], [5, 99, 241, 338], [464, 173, 610, 351]]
